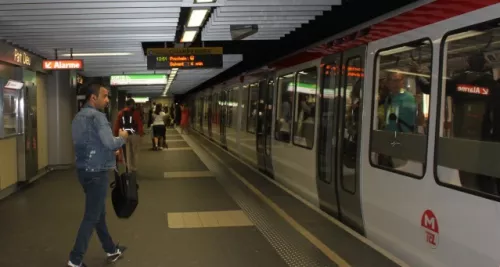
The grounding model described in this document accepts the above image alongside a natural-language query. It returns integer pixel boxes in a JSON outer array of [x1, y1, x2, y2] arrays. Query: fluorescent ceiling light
[[110, 74, 167, 86], [62, 52, 133, 57], [181, 30, 198, 43], [132, 97, 149, 103], [194, 0, 216, 3], [446, 30, 484, 42], [379, 46, 415, 56], [187, 9, 209, 27]]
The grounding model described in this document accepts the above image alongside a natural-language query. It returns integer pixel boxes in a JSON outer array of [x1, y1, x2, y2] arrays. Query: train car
[[186, 0, 500, 266]]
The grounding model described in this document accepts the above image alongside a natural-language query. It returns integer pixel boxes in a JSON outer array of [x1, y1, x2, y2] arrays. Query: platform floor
[[0, 128, 405, 267]]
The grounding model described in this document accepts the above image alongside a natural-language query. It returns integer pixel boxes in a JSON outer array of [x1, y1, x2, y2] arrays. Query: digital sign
[[43, 59, 84, 70], [110, 74, 167, 86], [147, 54, 223, 70]]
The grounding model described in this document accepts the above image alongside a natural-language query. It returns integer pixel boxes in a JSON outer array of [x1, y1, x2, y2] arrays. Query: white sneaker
[[67, 260, 86, 267], [107, 244, 127, 263]]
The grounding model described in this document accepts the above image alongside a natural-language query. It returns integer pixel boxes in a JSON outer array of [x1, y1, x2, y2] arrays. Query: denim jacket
[[72, 104, 125, 172]]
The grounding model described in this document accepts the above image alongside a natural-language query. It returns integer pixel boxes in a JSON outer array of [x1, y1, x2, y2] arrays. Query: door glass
[[206, 95, 212, 135], [293, 67, 318, 148], [240, 86, 248, 132], [226, 90, 233, 129], [266, 79, 275, 155], [257, 80, 266, 152], [212, 93, 219, 135], [318, 63, 340, 184], [341, 57, 364, 194], [247, 83, 259, 134], [275, 73, 295, 143], [220, 91, 226, 137]]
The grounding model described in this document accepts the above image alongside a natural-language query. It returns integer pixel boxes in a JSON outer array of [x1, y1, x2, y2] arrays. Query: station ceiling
[[0, 0, 339, 96]]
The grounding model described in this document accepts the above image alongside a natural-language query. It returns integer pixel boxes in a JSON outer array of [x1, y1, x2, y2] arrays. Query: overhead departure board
[[147, 54, 223, 70]]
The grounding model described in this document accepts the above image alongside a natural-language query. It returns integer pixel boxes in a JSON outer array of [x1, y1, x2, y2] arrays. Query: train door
[[317, 53, 342, 218], [316, 46, 366, 234], [219, 90, 227, 147], [256, 79, 274, 174], [264, 78, 275, 175]]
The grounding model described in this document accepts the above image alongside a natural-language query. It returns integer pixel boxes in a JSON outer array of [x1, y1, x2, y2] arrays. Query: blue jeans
[[69, 170, 116, 264]]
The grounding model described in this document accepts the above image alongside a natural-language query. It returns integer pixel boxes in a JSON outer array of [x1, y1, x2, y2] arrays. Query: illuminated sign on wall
[[43, 59, 84, 70], [110, 74, 167, 86], [147, 54, 223, 70], [14, 48, 31, 66]]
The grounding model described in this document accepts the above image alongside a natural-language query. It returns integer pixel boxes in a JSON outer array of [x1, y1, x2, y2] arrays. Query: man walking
[[69, 84, 128, 267], [113, 98, 144, 171]]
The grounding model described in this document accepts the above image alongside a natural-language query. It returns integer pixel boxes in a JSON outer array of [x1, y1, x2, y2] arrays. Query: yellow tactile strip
[[167, 210, 254, 228]]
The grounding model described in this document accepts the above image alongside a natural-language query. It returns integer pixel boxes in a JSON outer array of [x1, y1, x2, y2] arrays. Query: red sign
[[43, 59, 83, 70], [456, 84, 489, 95], [421, 209, 439, 248]]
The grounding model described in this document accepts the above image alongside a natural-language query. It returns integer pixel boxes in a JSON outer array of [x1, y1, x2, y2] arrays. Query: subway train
[[184, 1, 500, 266]]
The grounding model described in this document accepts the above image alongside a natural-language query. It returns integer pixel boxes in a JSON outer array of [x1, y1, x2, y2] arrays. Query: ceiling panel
[[0, 1, 182, 86], [1, 0, 337, 96], [201, 0, 339, 41]]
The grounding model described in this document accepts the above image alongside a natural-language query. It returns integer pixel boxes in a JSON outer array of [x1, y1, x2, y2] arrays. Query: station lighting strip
[[162, 68, 179, 95], [164, 1, 214, 95], [61, 52, 133, 57]]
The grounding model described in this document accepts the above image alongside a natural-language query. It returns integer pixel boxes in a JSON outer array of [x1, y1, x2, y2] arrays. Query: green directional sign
[[110, 74, 167, 86]]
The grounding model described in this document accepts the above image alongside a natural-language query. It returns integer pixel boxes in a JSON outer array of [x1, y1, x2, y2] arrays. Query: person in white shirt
[[151, 103, 166, 151]]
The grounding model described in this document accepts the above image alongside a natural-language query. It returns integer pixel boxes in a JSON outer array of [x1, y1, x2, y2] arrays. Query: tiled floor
[[0, 127, 402, 267], [0, 128, 287, 267], [167, 210, 254, 228]]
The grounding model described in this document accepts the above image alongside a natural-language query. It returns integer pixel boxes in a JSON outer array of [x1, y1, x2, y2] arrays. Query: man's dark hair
[[85, 83, 104, 101], [126, 98, 135, 107]]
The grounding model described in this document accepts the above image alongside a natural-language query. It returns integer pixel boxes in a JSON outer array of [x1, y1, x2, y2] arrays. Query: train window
[[292, 67, 317, 149], [370, 39, 433, 178], [247, 83, 259, 134], [436, 18, 500, 198], [275, 73, 294, 143]]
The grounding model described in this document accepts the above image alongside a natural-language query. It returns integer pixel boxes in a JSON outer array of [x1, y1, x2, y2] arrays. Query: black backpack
[[121, 109, 138, 134]]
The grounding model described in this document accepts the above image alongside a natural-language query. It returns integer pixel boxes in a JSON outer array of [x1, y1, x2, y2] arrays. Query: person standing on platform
[[151, 103, 167, 151], [113, 98, 144, 171], [69, 84, 128, 267], [180, 103, 190, 134]]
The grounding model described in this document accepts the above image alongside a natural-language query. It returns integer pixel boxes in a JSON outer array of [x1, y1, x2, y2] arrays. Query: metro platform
[[0, 128, 405, 267]]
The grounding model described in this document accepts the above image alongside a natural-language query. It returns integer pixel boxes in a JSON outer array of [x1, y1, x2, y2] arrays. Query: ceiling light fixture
[[194, 0, 216, 3], [62, 52, 133, 57], [181, 30, 198, 43], [187, 9, 209, 27]]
